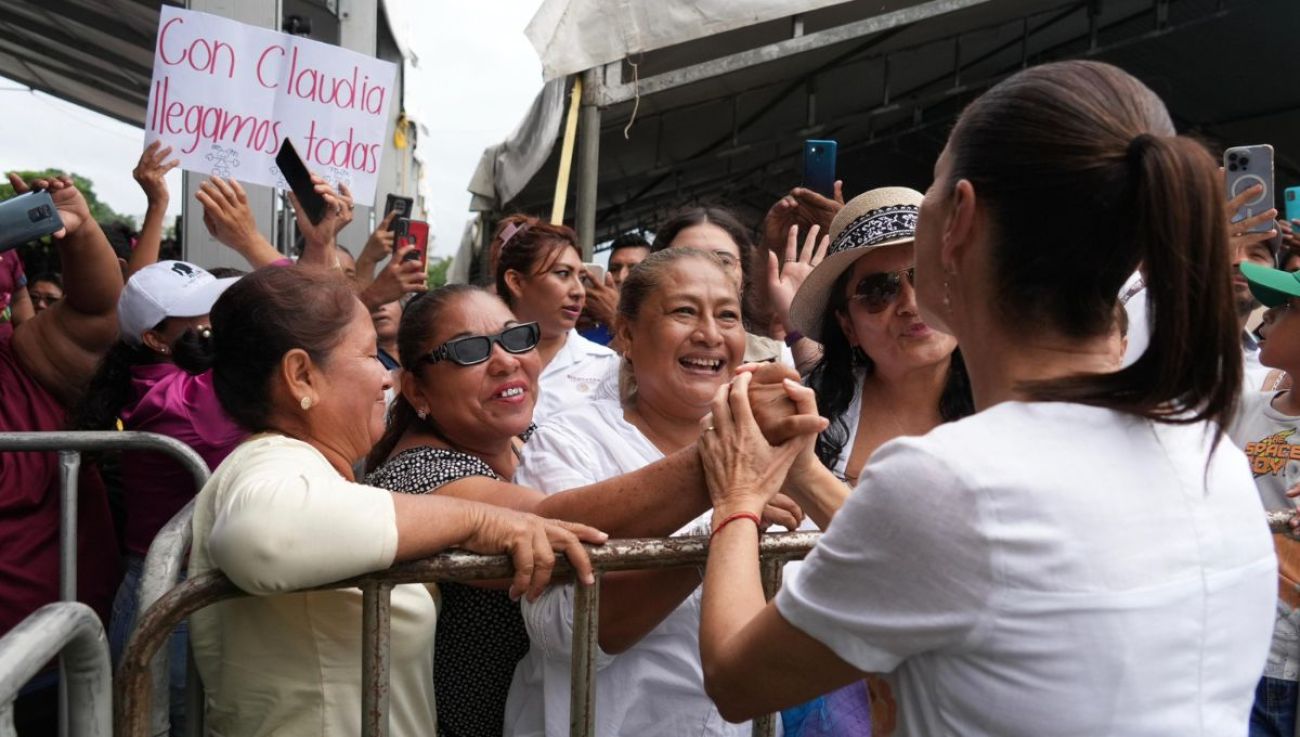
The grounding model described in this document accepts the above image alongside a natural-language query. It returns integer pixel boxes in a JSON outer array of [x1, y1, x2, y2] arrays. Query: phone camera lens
[[1229, 152, 1239, 162], [1240, 156, 1250, 167], [1229, 163, 1238, 172], [1289, 191, 1296, 201]]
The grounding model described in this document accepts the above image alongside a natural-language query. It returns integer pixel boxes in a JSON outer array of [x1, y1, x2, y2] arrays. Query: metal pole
[[575, 67, 602, 261], [361, 582, 393, 737], [58, 451, 80, 603], [569, 575, 602, 737], [57, 451, 80, 737]]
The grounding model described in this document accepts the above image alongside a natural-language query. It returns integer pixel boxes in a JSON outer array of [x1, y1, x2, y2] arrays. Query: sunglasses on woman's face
[[848, 268, 915, 314], [422, 322, 541, 366]]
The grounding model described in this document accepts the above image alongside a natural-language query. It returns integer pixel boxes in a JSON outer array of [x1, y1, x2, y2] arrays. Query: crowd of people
[[3, 59, 1300, 737]]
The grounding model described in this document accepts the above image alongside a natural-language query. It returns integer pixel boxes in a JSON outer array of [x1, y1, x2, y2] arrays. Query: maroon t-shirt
[[0, 335, 119, 634]]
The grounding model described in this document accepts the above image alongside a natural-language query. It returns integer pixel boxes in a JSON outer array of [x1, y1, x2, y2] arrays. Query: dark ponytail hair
[[72, 325, 215, 432], [946, 60, 1238, 427], [366, 284, 486, 473], [806, 268, 973, 469]]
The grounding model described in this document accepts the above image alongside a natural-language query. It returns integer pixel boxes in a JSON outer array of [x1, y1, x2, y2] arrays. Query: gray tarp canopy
[[468, 0, 1300, 263]]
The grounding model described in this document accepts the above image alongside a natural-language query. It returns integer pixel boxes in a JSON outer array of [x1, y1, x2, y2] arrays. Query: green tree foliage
[[427, 255, 453, 288]]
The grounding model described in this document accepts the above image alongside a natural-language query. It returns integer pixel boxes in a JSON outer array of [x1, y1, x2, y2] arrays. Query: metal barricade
[[0, 432, 210, 737], [0, 603, 111, 737], [116, 532, 822, 737]]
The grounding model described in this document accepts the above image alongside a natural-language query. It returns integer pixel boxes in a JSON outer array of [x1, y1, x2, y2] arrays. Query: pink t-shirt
[[0, 336, 118, 634], [118, 365, 246, 556], [0, 252, 27, 341]]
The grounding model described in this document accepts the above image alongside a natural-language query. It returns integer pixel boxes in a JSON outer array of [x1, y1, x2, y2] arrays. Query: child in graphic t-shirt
[[1230, 261, 1300, 737]]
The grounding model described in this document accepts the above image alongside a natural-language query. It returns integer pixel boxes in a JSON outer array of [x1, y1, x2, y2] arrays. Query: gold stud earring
[[300, 396, 312, 411]]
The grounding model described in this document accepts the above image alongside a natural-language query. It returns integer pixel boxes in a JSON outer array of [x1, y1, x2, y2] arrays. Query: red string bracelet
[[710, 511, 761, 542]]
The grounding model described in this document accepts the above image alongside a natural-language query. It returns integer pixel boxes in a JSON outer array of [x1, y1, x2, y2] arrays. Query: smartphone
[[582, 262, 605, 286], [802, 139, 838, 198], [397, 218, 429, 269], [1224, 144, 1275, 233], [1285, 187, 1300, 227], [0, 189, 63, 253], [384, 194, 414, 229], [275, 138, 327, 225]]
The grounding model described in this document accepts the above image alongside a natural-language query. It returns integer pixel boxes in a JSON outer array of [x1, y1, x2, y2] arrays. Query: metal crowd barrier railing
[[116, 532, 823, 737], [0, 603, 111, 737], [0, 432, 210, 737]]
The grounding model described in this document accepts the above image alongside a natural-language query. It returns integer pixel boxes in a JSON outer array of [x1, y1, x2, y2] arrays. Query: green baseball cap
[[1241, 261, 1300, 308]]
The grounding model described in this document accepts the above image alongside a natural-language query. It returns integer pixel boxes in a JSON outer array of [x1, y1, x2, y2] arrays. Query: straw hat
[[788, 187, 923, 341]]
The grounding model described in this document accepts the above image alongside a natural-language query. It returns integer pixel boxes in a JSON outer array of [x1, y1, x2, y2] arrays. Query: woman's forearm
[[598, 569, 701, 653], [128, 202, 167, 278], [536, 445, 712, 538]]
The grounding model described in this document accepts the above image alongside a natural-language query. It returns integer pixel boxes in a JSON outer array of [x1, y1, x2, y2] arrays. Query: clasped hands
[[699, 363, 829, 526]]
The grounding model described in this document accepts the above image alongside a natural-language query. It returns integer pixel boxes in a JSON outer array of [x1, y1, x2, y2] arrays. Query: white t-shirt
[[505, 398, 745, 737], [190, 434, 437, 737], [1229, 391, 1300, 681], [776, 402, 1275, 737], [534, 330, 618, 426]]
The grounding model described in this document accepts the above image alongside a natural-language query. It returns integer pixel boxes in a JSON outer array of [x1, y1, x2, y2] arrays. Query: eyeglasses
[[847, 268, 915, 314], [421, 323, 540, 366]]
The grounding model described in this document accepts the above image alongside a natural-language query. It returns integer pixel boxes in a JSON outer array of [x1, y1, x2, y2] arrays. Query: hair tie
[[1127, 133, 1157, 170]]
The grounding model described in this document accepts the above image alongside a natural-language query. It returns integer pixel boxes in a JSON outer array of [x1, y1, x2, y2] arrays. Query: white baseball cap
[[118, 261, 238, 347]]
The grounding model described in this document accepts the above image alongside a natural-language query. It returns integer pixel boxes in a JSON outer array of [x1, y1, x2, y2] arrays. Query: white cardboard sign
[[144, 6, 397, 202]]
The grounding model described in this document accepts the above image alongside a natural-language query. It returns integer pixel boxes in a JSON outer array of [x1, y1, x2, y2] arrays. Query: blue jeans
[[1250, 676, 1298, 737], [108, 555, 189, 736]]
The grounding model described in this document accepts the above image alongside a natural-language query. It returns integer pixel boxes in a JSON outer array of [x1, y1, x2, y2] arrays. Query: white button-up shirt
[[533, 330, 617, 426], [506, 398, 749, 737]]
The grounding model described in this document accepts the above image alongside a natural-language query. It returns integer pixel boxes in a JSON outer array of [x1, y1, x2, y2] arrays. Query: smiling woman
[[504, 248, 767, 737], [189, 267, 605, 737]]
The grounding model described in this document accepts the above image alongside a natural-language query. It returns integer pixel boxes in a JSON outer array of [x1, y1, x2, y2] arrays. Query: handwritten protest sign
[[144, 6, 397, 202]]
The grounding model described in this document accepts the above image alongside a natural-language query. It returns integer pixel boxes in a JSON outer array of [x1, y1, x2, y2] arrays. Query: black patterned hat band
[[829, 204, 919, 255]]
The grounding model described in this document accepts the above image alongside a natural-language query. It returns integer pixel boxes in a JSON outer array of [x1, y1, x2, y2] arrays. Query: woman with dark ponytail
[[698, 60, 1276, 736], [74, 260, 245, 674]]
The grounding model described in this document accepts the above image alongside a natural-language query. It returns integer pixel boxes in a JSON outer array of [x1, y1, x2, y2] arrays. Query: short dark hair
[[29, 272, 62, 290], [609, 232, 651, 256], [210, 266, 357, 431]]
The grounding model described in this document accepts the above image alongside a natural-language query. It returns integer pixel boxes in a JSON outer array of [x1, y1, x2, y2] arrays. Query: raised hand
[[133, 141, 179, 208], [360, 243, 427, 309], [8, 173, 89, 239], [582, 270, 619, 326], [767, 223, 829, 333], [1226, 182, 1278, 255]]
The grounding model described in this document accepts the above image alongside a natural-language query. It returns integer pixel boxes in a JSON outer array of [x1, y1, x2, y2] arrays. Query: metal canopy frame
[[485, 0, 1295, 264]]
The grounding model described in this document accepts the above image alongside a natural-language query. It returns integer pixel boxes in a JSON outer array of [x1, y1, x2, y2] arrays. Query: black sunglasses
[[422, 322, 540, 366], [848, 268, 915, 314]]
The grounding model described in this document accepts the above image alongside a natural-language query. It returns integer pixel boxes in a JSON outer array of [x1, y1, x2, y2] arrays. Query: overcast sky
[[0, 0, 543, 259]]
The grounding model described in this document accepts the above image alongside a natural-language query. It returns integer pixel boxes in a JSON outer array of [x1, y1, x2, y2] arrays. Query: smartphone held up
[[1224, 144, 1275, 234]]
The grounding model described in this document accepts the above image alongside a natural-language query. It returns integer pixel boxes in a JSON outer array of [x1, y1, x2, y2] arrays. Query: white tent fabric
[[526, 0, 854, 81], [467, 77, 568, 212]]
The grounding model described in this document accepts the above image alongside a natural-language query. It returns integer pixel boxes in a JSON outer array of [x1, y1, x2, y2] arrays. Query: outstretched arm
[[10, 174, 123, 406]]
